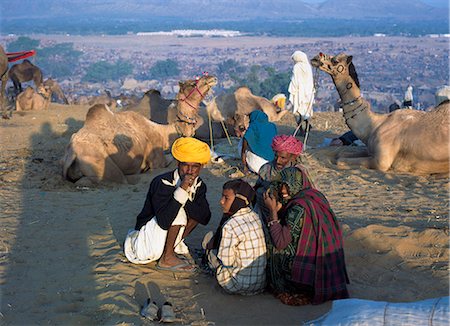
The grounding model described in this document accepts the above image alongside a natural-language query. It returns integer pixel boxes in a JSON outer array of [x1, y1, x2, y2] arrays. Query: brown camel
[[311, 52, 449, 175], [15, 85, 52, 112], [61, 103, 198, 184], [0, 45, 8, 118], [127, 89, 176, 122], [8, 59, 43, 94], [126, 75, 218, 127], [196, 86, 289, 139], [43, 78, 69, 104]]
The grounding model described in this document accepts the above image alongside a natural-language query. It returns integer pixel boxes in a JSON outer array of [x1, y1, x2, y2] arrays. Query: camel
[[43, 78, 69, 104], [310, 52, 449, 175], [195, 86, 290, 139], [0, 45, 8, 118], [126, 75, 218, 126], [127, 89, 176, 122], [8, 59, 43, 94], [60, 76, 216, 184], [15, 85, 52, 112], [435, 86, 450, 106], [61, 103, 198, 184], [88, 92, 117, 111]]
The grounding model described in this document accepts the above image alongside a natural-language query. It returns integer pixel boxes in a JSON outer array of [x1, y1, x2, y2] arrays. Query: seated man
[[124, 137, 212, 272], [240, 110, 277, 174], [203, 179, 266, 295], [330, 130, 359, 146]]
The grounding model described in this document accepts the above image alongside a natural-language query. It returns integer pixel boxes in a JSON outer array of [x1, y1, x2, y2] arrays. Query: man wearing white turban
[[288, 51, 315, 130]]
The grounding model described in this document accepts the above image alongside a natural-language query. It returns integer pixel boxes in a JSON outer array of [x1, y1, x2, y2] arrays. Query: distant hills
[[2, 0, 448, 21]]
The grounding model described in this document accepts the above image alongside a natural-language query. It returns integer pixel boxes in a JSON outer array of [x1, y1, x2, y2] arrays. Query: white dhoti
[[238, 137, 268, 174], [245, 151, 268, 174], [124, 209, 189, 264]]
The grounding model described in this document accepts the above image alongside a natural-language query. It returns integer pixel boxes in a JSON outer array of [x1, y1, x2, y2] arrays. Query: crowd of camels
[[1, 44, 449, 183]]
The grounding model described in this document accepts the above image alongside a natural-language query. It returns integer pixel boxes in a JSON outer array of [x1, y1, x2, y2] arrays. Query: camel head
[[176, 74, 218, 133], [311, 52, 360, 88], [37, 85, 52, 99], [177, 74, 218, 111]]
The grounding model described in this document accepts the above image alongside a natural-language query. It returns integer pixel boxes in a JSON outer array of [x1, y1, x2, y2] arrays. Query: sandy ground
[[0, 104, 448, 325]]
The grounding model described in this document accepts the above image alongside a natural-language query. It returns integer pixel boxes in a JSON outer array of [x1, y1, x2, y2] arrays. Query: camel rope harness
[[342, 96, 367, 123], [178, 75, 212, 111]]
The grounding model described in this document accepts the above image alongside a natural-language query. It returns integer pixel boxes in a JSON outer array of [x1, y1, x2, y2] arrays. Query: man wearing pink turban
[[254, 134, 314, 224]]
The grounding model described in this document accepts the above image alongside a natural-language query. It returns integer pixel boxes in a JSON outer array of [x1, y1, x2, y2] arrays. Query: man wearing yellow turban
[[124, 137, 211, 272]]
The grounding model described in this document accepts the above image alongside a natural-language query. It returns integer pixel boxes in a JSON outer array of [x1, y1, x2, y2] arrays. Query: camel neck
[[333, 77, 380, 144]]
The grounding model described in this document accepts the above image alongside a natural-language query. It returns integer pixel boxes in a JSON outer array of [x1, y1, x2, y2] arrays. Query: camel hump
[[145, 89, 161, 96], [85, 104, 114, 127], [235, 86, 252, 96]]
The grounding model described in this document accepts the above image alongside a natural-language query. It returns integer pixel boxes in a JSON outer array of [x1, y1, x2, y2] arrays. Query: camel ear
[[347, 56, 353, 64]]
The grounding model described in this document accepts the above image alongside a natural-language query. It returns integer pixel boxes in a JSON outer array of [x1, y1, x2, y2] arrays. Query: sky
[[302, 0, 448, 6]]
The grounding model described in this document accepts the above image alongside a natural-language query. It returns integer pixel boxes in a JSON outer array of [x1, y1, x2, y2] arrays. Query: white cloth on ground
[[124, 217, 190, 264]]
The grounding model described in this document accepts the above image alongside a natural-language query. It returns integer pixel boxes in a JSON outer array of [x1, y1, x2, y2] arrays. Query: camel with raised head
[[43, 78, 69, 104], [8, 59, 43, 94], [0, 45, 8, 118], [60, 77, 214, 185], [61, 102, 198, 185], [126, 75, 218, 127], [15, 85, 52, 111], [310, 52, 449, 175]]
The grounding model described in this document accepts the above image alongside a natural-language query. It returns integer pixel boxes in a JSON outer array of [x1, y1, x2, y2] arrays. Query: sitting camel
[[126, 89, 176, 122], [0, 45, 8, 118], [15, 85, 52, 111], [126, 74, 218, 133], [8, 59, 43, 95], [61, 76, 215, 184], [43, 78, 69, 104], [310, 52, 449, 175], [61, 103, 198, 184]]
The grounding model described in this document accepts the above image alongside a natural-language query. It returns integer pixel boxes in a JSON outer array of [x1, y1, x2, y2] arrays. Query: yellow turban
[[171, 137, 211, 164]]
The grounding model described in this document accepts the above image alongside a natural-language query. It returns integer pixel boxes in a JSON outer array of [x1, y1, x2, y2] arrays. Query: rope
[[208, 109, 214, 152], [220, 120, 232, 145]]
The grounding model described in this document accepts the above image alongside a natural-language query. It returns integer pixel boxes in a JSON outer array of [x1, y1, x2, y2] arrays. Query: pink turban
[[271, 135, 303, 156]]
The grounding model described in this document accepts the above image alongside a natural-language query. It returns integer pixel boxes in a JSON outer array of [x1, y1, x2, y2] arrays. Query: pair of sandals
[[140, 299, 176, 323]]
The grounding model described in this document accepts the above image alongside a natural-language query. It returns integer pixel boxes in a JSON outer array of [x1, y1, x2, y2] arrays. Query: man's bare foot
[[158, 254, 195, 272]]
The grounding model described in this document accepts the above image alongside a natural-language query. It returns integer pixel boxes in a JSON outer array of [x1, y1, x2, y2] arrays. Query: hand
[[263, 189, 282, 213], [181, 174, 195, 190]]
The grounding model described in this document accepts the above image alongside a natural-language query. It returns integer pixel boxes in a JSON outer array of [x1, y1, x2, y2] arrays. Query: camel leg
[[1, 73, 8, 118], [336, 156, 372, 169], [337, 147, 369, 158], [337, 152, 394, 172], [79, 156, 128, 184]]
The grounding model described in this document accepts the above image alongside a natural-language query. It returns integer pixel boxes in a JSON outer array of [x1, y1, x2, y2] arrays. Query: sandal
[[160, 302, 176, 323], [140, 298, 159, 320], [156, 262, 197, 273]]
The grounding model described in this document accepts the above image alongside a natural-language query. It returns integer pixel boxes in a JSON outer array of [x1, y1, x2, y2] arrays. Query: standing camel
[[310, 52, 449, 175], [8, 59, 43, 95], [0, 45, 8, 118]]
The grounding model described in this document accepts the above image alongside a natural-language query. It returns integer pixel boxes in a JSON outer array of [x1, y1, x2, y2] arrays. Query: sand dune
[[0, 104, 448, 324]]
